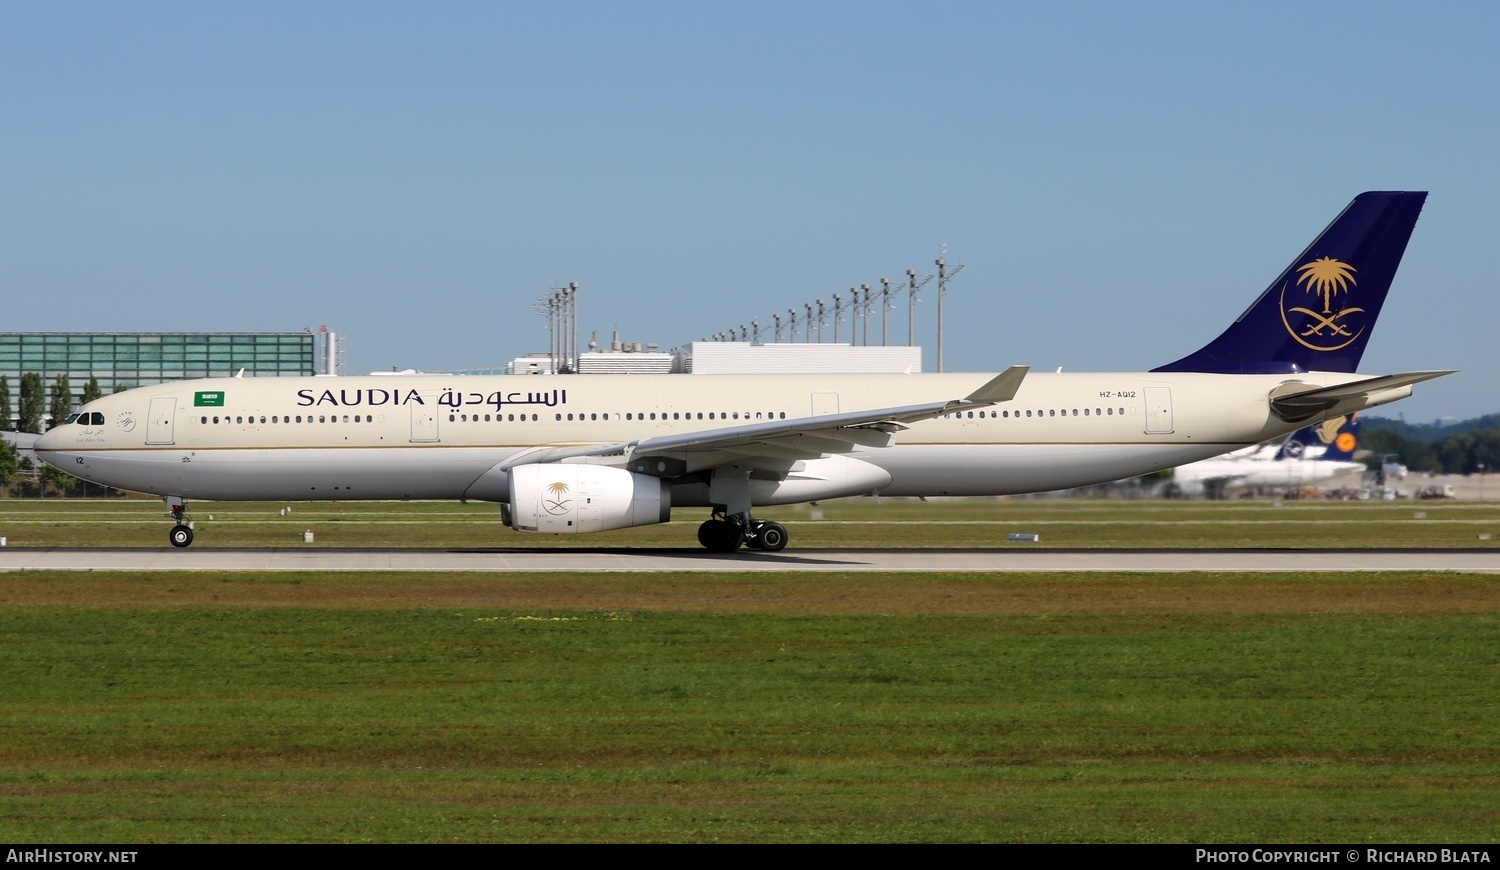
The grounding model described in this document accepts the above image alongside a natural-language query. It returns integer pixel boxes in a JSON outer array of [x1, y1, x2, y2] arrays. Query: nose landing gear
[[165, 496, 194, 548], [169, 524, 194, 548]]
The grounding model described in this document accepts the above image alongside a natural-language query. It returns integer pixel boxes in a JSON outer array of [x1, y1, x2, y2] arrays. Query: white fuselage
[[35, 369, 1392, 505], [1172, 453, 1368, 492]]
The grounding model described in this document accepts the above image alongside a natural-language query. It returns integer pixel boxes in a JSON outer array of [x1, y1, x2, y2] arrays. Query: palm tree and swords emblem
[[542, 480, 572, 515], [1280, 256, 1364, 352]]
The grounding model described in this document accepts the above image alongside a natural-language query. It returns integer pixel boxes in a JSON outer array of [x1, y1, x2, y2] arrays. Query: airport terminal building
[[0, 330, 339, 426]]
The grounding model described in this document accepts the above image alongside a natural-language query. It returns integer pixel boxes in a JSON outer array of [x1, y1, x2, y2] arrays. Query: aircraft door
[[811, 393, 839, 416], [1144, 387, 1174, 434], [410, 403, 440, 442], [146, 397, 177, 445]]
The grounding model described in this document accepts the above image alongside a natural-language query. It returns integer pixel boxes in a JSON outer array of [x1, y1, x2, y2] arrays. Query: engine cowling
[[507, 463, 671, 534]]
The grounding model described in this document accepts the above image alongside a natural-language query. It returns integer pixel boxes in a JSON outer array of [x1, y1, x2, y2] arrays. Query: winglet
[[964, 365, 1029, 405]]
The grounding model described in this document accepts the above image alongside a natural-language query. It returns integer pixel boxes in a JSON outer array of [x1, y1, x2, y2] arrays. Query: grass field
[[0, 571, 1496, 842], [0, 499, 1497, 842], [1, 496, 1499, 549]]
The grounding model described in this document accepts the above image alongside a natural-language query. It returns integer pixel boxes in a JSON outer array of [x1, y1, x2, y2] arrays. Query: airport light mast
[[906, 268, 933, 347], [880, 277, 893, 346], [864, 280, 876, 345], [567, 282, 579, 373], [935, 251, 964, 372], [536, 282, 580, 373]]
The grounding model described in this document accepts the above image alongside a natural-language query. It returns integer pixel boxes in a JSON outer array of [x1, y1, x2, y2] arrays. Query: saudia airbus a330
[[36, 192, 1451, 551]]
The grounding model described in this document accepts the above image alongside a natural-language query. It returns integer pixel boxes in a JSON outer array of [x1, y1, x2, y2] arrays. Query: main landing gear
[[165, 496, 194, 548], [696, 512, 788, 553]]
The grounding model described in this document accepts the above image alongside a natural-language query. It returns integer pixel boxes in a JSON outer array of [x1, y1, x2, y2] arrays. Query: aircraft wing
[[496, 366, 1028, 475]]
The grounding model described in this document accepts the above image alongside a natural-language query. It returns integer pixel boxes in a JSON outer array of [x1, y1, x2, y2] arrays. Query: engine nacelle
[[507, 463, 671, 534]]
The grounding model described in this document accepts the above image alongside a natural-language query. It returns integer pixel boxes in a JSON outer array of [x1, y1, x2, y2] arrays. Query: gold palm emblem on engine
[[1280, 257, 1365, 351], [543, 481, 572, 515]]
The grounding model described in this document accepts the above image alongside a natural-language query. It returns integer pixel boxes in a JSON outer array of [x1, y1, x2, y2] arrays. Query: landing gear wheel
[[697, 519, 743, 553], [169, 525, 194, 548], [754, 521, 788, 552]]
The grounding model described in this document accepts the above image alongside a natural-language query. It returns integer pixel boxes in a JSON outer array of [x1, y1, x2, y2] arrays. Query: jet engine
[[507, 463, 671, 534]]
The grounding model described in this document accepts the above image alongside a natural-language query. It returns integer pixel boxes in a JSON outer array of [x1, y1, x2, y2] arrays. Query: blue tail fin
[[1153, 191, 1427, 374], [1274, 414, 1360, 461]]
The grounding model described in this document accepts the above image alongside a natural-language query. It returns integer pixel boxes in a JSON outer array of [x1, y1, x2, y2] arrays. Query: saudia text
[[296, 388, 567, 410]]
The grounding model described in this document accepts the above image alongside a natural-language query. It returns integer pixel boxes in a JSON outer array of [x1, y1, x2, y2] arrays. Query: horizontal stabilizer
[[1270, 370, 1454, 421]]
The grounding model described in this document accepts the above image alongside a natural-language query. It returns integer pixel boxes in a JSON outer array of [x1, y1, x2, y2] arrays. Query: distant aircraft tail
[[1153, 191, 1427, 374], [1274, 414, 1360, 461]]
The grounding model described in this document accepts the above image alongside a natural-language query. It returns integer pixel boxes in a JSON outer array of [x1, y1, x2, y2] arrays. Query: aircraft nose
[[32, 428, 65, 465]]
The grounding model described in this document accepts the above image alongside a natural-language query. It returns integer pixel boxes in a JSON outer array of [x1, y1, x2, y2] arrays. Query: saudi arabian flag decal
[[193, 391, 226, 407]]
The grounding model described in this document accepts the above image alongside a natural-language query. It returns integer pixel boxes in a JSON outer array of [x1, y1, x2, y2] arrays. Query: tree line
[[1360, 425, 1500, 475], [1, 373, 105, 434]]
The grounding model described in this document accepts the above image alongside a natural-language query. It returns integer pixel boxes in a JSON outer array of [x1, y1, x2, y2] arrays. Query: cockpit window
[[64, 413, 80, 425], [90, 412, 105, 425]]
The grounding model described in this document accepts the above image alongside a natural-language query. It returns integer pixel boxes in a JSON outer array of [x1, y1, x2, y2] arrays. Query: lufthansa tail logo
[[543, 481, 572, 516], [1315, 415, 1358, 452], [1314, 415, 1348, 445], [1280, 257, 1364, 351]]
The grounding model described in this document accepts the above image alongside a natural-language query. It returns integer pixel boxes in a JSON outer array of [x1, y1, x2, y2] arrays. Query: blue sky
[[3, 1, 1494, 423]]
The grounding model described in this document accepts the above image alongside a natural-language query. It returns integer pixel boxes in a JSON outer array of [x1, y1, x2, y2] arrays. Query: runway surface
[[2, 547, 1499, 573]]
